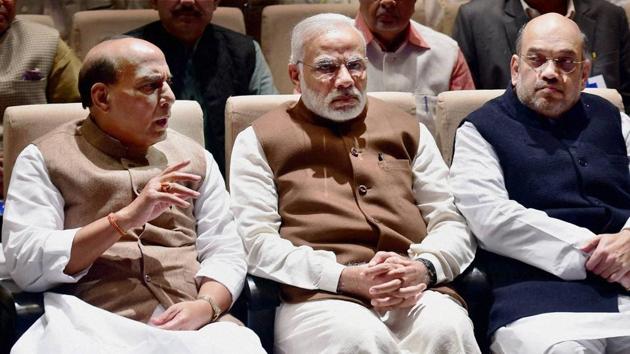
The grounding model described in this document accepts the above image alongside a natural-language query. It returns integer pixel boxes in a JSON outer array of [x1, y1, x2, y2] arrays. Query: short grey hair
[[289, 13, 366, 64]]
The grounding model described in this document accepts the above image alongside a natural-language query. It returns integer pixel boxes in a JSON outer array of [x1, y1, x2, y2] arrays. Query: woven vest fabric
[[127, 21, 256, 175], [0, 19, 58, 143], [253, 97, 434, 304], [35, 118, 207, 322], [467, 86, 630, 334]]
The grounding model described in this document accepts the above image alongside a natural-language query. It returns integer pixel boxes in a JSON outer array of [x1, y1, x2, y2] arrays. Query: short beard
[[515, 83, 574, 118], [299, 74, 367, 122]]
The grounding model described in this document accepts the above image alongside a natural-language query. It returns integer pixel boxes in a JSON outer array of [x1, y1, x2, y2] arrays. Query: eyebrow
[[526, 47, 578, 56]]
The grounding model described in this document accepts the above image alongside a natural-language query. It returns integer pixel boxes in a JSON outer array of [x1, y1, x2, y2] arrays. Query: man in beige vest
[[2, 37, 264, 354], [0, 0, 81, 195], [230, 14, 479, 354], [355, 0, 474, 135]]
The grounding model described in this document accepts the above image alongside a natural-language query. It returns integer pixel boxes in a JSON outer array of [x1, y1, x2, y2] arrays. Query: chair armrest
[[0, 278, 44, 354], [233, 275, 280, 354], [453, 264, 492, 354]]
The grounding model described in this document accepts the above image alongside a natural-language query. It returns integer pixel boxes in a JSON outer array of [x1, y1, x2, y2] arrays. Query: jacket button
[[351, 147, 359, 157], [358, 185, 368, 195], [578, 158, 588, 167], [144, 274, 152, 283]]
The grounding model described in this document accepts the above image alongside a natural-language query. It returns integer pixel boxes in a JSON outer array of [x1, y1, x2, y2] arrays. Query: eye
[[526, 55, 546, 68], [555, 57, 577, 71], [314, 61, 339, 74], [141, 81, 163, 93], [345, 59, 365, 72]]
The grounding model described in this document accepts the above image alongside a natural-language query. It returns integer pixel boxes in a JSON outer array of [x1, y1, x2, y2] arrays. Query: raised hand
[[116, 160, 201, 230]]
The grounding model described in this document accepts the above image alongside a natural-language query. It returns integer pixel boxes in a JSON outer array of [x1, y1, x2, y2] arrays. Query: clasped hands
[[581, 229, 630, 290], [339, 251, 432, 312]]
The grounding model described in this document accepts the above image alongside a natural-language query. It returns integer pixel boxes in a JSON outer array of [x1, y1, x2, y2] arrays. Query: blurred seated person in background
[[355, 0, 474, 134], [450, 13, 630, 354], [127, 0, 277, 176], [230, 14, 479, 354], [454, 0, 630, 112], [15, 0, 152, 39], [2, 37, 263, 354], [0, 0, 80, 193]]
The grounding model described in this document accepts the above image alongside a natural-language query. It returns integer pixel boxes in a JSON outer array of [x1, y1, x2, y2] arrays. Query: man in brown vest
[[230, 13, 479, 354], [2, 37, 264, 354]]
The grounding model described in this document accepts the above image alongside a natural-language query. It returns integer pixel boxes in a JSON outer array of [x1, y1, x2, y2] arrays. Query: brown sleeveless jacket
[[35, 118, 207, 322], [253, 97, 437, 304]]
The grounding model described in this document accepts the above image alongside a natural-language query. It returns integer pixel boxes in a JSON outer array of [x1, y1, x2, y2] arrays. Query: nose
[[180, 0, 195, 4], [334, 64, 354, 89], [160, 81, 176, 107], [379, 0, 397, 8], [539, 60, 560, 81]]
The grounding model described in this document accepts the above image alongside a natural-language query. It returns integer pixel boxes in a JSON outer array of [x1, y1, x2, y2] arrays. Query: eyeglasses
[[297, 57, 368, 80], [522, 54, 584, 74]]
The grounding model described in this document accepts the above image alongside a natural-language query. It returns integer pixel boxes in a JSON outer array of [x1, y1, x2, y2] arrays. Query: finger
[[581, 236, 601, 253], [161, 183, 200, 199], [363, 263, 398, 278], [161, 160, 192, 175], [154, 193, 192, 209], [151, 306, 178, 326], [368, 251, 399, 266], [371, 296, 404, 308], [585, 249, 605, 273], [396, 283, 427, 297], [607, 268, 628, 284], [369, 279, 403, 296], [157, 315, 184, 330], [161, 171, 202, 183]]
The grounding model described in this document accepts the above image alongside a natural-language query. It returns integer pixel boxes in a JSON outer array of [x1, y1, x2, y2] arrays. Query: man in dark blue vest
[[127, 0, 277, 176], [450, 13, 630, 354]]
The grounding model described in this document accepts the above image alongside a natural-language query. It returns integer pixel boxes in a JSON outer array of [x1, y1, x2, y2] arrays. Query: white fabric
[[11, 293, 264, 354], [491, 296, 630, 354], [2, 144, 246, 298], [230, 122, 476, 292], [450, 111, 630, 351], [274, 290, 479, 354], [450, 112, 630, 280]]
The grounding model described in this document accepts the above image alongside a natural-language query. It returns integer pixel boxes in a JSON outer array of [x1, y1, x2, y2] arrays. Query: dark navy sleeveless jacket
[[466, 85, 630, 334]]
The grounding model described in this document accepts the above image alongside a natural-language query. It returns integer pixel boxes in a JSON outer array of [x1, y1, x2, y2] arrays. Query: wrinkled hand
[[581, 229, 630, 289], [116, 160, 200, 230], [363, 252, 428, 311], [150, 299, 214, 331], [339, 263, 403, 301]]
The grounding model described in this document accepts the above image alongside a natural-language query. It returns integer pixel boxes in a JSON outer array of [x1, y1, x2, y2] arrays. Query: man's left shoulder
[[410, 20, 459, 50]]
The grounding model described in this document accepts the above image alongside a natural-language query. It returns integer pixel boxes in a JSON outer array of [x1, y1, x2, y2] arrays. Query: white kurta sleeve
[[407, 124, 476, 283], [194, 150, 247, 302], [2, 144, 84, 292], [449, 122, 596, 280], [229, 127, 345, 293], [621, 112, 630, 230]]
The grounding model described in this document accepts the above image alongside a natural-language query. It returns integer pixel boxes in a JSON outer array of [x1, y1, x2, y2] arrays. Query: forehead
[[304, 28, 364, 59], [521, 22, 583, 55], [119, 52, 170, 82]]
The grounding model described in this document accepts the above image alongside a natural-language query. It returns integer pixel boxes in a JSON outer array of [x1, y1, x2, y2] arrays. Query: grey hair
[[289, 13, 366, 64], [514, 23, 590, 60]]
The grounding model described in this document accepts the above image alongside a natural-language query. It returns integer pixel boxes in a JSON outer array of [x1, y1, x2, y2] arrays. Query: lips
[[155, 117, 169, 128]]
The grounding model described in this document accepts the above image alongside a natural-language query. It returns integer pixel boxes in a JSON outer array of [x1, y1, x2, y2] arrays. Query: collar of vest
[[80, 117, 158, 164]]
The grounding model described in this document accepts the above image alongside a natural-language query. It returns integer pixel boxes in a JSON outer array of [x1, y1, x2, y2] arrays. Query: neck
[[373, 27, 408, 52], [525, 0, 568, 15]]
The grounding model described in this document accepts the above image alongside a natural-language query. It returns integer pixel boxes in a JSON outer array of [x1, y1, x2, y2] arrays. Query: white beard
[[300, 78, 367, 122]]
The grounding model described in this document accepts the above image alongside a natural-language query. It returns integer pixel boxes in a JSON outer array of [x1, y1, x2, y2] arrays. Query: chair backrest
[[435, 88, 625, 166], [224, 91, 415, 176], [3, 100, 203, 196], [15, 14, 55, 28], [70, 8, 246, 59]]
